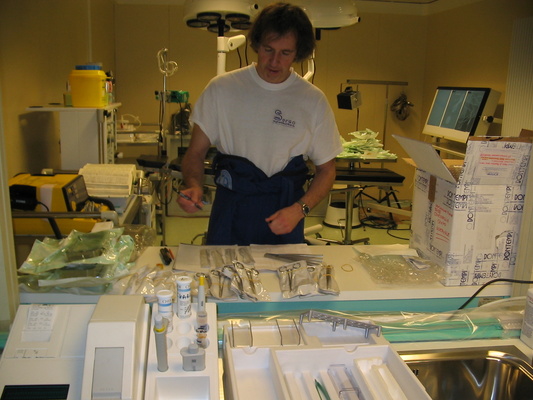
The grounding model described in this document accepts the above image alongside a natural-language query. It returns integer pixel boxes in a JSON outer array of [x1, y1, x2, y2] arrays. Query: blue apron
[[206, 153, 309, 245]]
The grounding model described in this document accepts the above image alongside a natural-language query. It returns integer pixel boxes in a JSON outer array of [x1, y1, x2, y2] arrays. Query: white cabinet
[[28, 103, 121, 170]]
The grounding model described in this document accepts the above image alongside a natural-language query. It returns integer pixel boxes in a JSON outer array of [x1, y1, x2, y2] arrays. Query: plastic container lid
[[75, 64, 103, 70]]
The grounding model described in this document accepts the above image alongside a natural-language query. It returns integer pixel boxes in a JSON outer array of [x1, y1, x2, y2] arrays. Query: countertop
[[20, 244, 512, 314]]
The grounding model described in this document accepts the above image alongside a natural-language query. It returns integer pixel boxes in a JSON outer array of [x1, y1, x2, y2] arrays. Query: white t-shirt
[[191, 63, 343, 177]]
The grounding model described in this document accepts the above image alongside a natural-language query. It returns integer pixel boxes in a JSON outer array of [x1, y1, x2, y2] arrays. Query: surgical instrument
[[265, 253, 323, 266]]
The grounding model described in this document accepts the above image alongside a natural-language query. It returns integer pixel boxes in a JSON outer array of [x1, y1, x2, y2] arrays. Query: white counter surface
[[19, 244, 511, 309]]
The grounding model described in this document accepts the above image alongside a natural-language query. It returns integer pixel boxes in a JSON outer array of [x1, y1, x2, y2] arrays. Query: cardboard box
[[395, 135, 532, 286]]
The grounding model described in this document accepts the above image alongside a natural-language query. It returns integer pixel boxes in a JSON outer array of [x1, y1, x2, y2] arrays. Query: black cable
[[236, 47, 243, 68], [244, 36, 249, 65], [360, 215, 397, 230], [458, 278, 533, 310], [385, 228, 410, 241], [37, 201, 49, 211], [36, 202, 62, 239]]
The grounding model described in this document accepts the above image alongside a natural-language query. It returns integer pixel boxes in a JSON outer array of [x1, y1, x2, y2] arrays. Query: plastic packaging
[[218, 297, 525, 344], [18, 228, 135, 292], [521, 289, 533, 348], [355, 251, 448, 285]]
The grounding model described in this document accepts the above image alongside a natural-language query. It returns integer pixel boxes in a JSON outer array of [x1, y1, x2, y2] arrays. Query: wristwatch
[[297, 200, 310, 217]]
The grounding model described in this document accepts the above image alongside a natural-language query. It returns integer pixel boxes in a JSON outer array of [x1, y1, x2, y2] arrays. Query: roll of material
[[304, 224, 324, 235]]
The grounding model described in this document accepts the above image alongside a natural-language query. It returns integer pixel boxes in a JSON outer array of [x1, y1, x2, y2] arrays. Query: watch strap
[[297, 200, 310, 217]]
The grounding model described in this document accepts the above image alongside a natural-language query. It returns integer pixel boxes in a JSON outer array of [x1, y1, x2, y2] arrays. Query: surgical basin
[[399, 346, 533, 400]]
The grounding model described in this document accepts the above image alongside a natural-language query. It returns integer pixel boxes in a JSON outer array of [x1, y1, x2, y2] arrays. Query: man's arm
[[177, 124, 212, 213], [266, 158, 337, 235]]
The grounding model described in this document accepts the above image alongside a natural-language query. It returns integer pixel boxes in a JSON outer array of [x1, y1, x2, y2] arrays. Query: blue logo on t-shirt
[[273, 109, 295, 128]]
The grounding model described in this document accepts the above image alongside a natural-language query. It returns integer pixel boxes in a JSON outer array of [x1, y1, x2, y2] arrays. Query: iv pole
[[157, 48, 178, 153]]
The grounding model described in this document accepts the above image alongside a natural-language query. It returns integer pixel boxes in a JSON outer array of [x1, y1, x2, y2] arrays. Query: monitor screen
[[423, 87, 500, 143]]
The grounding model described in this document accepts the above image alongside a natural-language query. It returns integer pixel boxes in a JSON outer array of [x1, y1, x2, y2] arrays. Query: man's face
[[255, 31, 297, 84]]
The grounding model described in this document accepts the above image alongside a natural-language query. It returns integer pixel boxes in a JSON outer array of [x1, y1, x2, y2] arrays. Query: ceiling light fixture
[[183, 0, 260, 33]]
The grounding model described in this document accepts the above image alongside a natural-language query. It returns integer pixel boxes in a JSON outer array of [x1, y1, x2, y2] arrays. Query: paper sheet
[[174, 243, 313, 273], [79, 163, 136, 197], [352, 243, 416, 257]]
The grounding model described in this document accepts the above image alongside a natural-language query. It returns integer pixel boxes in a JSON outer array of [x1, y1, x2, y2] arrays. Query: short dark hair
[[248, 2, 315, 63]]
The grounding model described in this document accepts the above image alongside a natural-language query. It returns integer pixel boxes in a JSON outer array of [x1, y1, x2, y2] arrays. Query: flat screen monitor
[[423, 86, 500, 143]]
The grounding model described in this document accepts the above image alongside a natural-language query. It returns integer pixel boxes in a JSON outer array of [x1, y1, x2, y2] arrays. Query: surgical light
[[183, 0, 260, 32], [294, 0, 360, 29]]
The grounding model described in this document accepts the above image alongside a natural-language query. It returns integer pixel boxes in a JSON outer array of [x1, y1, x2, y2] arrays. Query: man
[[177, 2, 342, 245]]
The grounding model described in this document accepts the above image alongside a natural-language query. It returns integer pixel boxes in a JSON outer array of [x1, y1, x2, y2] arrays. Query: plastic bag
[[357, 252, 448, 285], [18, 228, 135, 290], [121, 224, 157, 262]]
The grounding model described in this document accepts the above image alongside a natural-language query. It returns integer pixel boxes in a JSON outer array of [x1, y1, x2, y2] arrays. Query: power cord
[[458, 278, 533, 309]]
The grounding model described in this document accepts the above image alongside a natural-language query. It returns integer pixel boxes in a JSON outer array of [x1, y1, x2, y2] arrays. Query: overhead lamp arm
[[217, 34, 246, 75], [302, 51, 315, 82]]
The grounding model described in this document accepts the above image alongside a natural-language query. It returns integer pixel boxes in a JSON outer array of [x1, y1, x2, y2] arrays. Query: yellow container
[[69, 67, 108, 107]]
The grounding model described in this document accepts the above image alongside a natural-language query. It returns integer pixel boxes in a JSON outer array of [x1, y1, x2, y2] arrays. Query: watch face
[[302, 203, 310, 216]]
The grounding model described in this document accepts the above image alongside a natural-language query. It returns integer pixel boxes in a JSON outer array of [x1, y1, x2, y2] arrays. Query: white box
[[395, 135, 532, 286]]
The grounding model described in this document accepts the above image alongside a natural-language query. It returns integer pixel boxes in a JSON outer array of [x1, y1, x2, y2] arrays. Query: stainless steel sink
[[399, 346, 533, 400]]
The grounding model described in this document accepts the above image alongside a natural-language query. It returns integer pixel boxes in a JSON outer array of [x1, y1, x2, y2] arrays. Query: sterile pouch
[[117, 264, 191, 302], [233, 261, 271, 302], [356, 252, 448, 284], [208, 267, 239, 300], [277, 261, 318, 299], [200, 246, 255, 269], [317, 264, 340, 296]]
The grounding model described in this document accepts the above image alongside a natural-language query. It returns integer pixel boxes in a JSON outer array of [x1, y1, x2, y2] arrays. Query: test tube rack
[[144, 303, 219, 400]]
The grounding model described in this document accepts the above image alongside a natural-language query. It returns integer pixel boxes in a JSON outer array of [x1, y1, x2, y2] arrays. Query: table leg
[[343, 187, 355, 245], [343, 185, 369, 245]]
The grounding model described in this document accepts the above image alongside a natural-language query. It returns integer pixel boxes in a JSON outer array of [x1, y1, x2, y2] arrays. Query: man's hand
[[177, 186, 204, 213], [265, 203, 304, 235]]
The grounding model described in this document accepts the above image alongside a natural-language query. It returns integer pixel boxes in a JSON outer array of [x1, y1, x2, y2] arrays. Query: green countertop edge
[[216, 297, 480, 315]]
